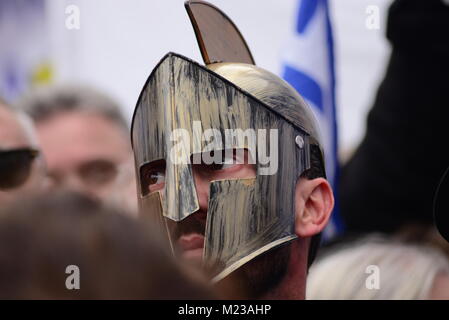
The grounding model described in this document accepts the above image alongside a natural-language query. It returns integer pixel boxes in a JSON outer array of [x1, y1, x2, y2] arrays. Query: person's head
[[131, 54, 334, 299], [0, 191, 216, 299], [17, 84, 133, 203], [0, 98, 45, 204], [306, 235, 449, 300]]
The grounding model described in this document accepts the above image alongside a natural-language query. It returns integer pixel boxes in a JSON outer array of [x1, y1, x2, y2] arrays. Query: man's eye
[[206, 162, 233, 171], [79, 160, 118, 186], [140, 160, 166, 196], [197, 149, 246, 171], [146, 171, 165, 185], [208, 155, 237, 171]]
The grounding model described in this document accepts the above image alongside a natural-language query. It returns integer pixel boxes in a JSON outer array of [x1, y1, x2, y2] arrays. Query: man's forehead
[[35, 111, 130, 170], [37, 111, 126, 139]]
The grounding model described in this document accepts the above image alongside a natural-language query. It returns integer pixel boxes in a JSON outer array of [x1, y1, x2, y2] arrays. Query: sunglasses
[[0, 148, 40, 190]]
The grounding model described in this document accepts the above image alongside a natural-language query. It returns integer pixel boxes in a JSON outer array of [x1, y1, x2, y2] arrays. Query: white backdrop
[[45, 0, 392, 155]]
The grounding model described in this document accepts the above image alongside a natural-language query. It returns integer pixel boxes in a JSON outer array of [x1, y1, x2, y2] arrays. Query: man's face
[[142, 149, 294, 297], [0, 106, 45, 204], [142, 149, 256, 266], [36, 111, 131, 201]]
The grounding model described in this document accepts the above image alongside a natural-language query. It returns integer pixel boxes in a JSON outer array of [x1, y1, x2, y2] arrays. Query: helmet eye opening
[[190, 148, 256, 179], [139, 159, 166, 196]]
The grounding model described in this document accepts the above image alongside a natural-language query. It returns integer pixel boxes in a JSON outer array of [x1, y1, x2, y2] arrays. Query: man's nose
[[58, 174, 89, 195], [193, 173, 210, 213]]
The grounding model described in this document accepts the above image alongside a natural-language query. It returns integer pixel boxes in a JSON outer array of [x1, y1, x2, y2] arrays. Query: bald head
[[0, 100, 45, 204], [0, 101, 37, 150]]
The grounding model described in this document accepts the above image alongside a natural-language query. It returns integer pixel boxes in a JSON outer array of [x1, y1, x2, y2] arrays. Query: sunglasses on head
[[0, 148, 40, 191]]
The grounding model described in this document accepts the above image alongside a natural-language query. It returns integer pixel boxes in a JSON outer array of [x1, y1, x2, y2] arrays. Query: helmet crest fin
[[185, 0, 255, 65]]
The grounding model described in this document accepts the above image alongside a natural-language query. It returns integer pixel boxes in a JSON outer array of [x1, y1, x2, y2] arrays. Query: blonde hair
[[306, 235, 449, 300]]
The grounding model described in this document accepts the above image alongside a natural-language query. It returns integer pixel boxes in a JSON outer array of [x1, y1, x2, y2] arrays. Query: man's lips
[[172, 211, 207, 261], [177, 233, 205, 252]]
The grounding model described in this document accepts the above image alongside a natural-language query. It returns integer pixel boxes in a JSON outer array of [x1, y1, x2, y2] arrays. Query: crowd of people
[[0, 0, 448, 300]]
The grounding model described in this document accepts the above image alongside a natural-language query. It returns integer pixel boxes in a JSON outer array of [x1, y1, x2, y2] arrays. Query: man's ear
[[294, 177, 334, 237]]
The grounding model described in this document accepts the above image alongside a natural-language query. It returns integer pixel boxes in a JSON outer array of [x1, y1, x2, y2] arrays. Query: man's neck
[[259, 240, 308, 300]]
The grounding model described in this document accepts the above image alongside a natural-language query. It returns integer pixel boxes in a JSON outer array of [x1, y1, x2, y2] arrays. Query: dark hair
[[0, 191, 215, 299], [300, 144, 326, 268], [301, 145, 326, 180]]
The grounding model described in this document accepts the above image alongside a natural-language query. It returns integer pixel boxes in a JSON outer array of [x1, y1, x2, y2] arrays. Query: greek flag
[[282, 0, 343, 240]]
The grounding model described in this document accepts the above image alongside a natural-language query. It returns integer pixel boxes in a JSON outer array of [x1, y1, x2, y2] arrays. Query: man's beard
[[170, 213, 206, 240], [238, 244, 291, 298], [169, 212, 290, 298], [214, 244, 291, 299]]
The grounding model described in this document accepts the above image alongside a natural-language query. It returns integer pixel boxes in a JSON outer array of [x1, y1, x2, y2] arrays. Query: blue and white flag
[[282, 0, 343, 240]]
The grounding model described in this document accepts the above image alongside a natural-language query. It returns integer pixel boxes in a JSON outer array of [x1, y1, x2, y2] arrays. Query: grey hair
[[16, 84, 128, 131], [306, 234, 449, 300]]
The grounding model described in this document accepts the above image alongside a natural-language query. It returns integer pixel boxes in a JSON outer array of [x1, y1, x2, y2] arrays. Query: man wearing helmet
[[131, 1, 334, 299]]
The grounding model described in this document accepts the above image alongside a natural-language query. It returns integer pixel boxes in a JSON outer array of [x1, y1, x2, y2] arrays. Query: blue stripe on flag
[[296, 0, 319, 34], [323, 0, 344, 233], [283, 64, 324, 112]]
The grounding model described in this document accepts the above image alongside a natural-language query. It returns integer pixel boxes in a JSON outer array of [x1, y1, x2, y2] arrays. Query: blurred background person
[[307, 235, 449, 300], [0, 98, 46, 205], [17, 84, 137, 213], [0, 191, 216, 299], [284, 0, 449, 301], [339, 0, 449, 237]]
